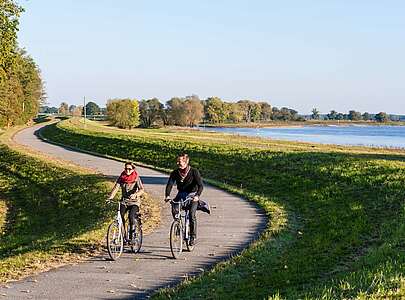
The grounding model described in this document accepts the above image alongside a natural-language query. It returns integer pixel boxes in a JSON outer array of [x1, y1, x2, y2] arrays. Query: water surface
[[199, 125, 405, 148]]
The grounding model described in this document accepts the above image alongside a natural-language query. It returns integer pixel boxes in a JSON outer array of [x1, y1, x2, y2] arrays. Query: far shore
[[199, 120, 405, 128]]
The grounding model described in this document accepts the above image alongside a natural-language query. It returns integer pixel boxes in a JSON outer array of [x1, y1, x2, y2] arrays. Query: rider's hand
[[193, 195, 199, 202], [164, 196, 171, 203]]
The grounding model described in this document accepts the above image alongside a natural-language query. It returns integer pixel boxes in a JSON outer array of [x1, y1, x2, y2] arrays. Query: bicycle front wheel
[[130, 218, 143, 253], [170, 220, 183, 259], [106, 221, 124, 260]]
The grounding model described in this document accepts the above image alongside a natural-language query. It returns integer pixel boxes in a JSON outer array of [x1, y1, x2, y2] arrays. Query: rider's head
[[176, 152, 189, 170], [124, 162, 135, 175]]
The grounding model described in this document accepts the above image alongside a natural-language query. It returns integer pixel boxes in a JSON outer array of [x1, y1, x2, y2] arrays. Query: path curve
[[1, 124, 266, 299]]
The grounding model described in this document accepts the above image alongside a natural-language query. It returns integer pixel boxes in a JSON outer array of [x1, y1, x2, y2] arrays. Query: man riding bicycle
[[108, 162, 144, 244], [165, 152, 203, 247]]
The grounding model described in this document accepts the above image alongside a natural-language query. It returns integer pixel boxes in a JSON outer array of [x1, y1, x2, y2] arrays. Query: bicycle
[[106, 201, 143, 260], [168, 196, 195, 259]]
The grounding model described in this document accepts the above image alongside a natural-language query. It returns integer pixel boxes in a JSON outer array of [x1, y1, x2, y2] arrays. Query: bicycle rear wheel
[[106, 221, 124, 260], [130, 218, 143, 253], [170, 220, 183, 259]]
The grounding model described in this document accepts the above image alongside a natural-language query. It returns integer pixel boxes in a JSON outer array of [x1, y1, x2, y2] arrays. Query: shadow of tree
[[0, 144, 112, 261]]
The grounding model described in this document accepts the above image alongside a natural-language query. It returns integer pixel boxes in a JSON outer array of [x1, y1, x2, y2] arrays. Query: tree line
[[0, 0, 44, 127], [311, 109, 393, 123], [52, 96, 401, 129]]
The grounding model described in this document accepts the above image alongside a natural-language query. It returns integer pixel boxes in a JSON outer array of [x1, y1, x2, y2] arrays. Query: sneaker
[[189, 237, 196, 246]]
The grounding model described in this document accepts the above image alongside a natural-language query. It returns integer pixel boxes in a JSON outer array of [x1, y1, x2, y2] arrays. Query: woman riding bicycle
[[108, 162, 144, 243], [165, 153, 203, 246]]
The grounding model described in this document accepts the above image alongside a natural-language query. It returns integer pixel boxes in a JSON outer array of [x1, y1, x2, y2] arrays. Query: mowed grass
[[0, 126, 160, 283], [42, 118, 405, 299]]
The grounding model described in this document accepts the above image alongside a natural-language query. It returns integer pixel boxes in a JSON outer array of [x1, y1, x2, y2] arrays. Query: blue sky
[[18, 0, 405, 114]]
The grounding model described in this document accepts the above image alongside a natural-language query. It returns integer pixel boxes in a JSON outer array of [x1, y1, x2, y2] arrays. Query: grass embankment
[[41, 118, 405, 299], [0, 126, 160, 283]]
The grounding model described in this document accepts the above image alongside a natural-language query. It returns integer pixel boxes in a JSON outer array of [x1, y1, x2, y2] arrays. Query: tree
[[72, 105, 83, 117], [166, 97, 187, 126], [327, 110, 338, 120], [259, 102, 272, 121], [362, 112, 371, 121], [0, 72, 23, 127], [375, 112, 389, 123], [58, 102, 69, 115], [237, 100, 256, 122], [227, 102, 243, 123], [0, 0, 24, 77], [205, 97, 227, 124], [139, 98, 164, 127], [107, 99, 139, 129], [85, 101, 100, 115], [348, 110, 362, 121], [184, 96, 204, 126], [311, 108, 320, 120]]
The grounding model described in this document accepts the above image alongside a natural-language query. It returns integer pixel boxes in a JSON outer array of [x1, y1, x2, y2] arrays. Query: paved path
[[1, 124, 266, 299]]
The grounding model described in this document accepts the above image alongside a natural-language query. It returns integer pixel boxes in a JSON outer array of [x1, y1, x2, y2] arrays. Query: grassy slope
[[0, 125, 160, 283], [41, 118, 405, 299]]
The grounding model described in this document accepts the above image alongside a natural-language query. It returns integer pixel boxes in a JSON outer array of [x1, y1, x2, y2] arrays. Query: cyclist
[[107, 162, 144, 243], [165, 152, 203, 246]]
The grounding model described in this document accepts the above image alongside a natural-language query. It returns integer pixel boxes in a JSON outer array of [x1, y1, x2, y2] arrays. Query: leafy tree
[[237, 100, 257, 122], [251, 102, 262, 122], [375, 112, 389, 123], [348, 110, 362, 121], [327, 110, 338, 120], [107, 99, 139, 129], [58, 102, 69, 115], [227, 102, 243, 123], [0, 0, 23, 77], [166, 97, 186, 126], [85, 101, 100, 115], [139, 98, 164, 127], [311, 108, 320, 120], [72, 105, 83, 117], [0, 72, 23, 127], [259, 102, 272, 121], [68, 105, 76, 115], [184, 96, 204, 126], [0, 49, 44, 126], [205, 97, 227, 123], [362, 112, 371, 121]]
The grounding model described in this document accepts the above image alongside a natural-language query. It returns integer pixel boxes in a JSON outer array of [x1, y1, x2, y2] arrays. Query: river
[[199, 125, 405, 148]]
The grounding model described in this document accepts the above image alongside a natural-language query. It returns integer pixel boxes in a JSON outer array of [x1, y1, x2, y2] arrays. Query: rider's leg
[[128, 205, 140, 240], [189, 200, 198, 241], [119, 203, 129, 243]]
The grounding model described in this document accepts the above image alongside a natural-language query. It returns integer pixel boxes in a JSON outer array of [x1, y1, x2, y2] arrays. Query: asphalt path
[[0, 124, 266, 299]]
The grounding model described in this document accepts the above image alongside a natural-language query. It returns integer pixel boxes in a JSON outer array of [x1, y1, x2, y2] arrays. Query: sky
[[17, 0, 405, 114]]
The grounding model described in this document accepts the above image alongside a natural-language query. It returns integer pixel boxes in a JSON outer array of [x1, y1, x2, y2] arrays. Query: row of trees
[[311, 109, 392, 123], [137, 96, 300, 127], [0, 1, 44, 127]]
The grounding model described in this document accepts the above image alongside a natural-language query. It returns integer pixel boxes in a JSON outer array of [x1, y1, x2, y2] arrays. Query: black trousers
[[172, 192, 198, 239], [120, 203, 139, 238]]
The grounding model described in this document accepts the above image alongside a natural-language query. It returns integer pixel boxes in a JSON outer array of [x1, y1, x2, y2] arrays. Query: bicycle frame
[[115, 202, 123, 238], [171, 196, 192, 240]]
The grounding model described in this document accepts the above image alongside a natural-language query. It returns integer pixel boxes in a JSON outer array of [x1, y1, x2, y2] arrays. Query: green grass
[[0, 126, 160, 283], [41, 118, 405, 299]]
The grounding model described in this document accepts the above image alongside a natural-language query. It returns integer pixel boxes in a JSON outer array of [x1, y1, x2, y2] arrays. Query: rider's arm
[[194, 169, 203, 198], [108, 182, 120, 200], [165, 171, 176, 199]]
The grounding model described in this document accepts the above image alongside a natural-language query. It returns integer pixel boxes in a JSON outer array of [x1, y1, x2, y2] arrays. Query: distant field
[[41, 118, 405, 299], [0, 126, 159, 283]]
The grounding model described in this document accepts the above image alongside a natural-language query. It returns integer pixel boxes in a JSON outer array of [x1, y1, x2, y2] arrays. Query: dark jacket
[[165, 167, 203, 197]]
